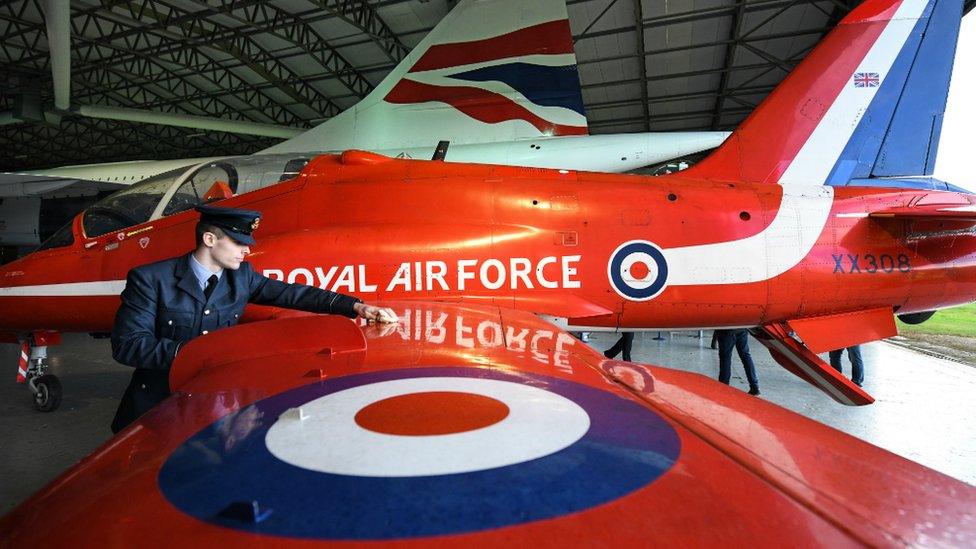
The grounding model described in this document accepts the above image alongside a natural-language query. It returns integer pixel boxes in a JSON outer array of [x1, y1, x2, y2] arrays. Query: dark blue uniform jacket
[[109, 253, 360, 432]]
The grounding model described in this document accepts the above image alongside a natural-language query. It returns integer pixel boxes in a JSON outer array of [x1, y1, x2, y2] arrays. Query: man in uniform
[[110, 204, 396, 433]]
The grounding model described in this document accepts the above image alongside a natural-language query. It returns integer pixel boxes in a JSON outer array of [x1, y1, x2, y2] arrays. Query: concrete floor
[[1, 331, 974, 516]]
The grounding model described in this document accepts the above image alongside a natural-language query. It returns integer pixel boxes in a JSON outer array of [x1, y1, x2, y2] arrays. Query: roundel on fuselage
[[607, 240, 669, 301]]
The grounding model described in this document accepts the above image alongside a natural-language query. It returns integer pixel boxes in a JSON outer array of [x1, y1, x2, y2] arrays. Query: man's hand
[[354, 303, 399, 323]]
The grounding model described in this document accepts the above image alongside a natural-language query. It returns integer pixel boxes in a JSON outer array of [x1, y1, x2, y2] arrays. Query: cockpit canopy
[[79, 154, 310, 240]]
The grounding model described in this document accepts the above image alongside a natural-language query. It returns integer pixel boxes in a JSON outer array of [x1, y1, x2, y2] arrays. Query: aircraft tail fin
[[685, 0, 961, 186], [263, 0, 586, 155]]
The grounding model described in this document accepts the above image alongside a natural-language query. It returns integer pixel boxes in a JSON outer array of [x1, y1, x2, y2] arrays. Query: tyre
[[34, 374, 63, 412], [897, 311, 936, 325]]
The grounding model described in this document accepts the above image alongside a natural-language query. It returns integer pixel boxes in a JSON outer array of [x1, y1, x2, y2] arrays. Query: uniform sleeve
[[111, 268, 182, 370], [244, 263, 361, 318]]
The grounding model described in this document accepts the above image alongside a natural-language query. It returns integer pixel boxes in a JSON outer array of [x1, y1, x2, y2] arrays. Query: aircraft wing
[[0, 172, 125, 198], [2, 302, 973, 545]]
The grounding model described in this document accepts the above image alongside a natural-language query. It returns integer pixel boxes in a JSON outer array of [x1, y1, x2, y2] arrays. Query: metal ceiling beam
[[76, 63, 281, 123], [309, 0, 409, 63], [1, 2, 424, 116], [1, 111, 229, 163], [58, 0, 386, 101], [589, 106, 755, 128], [575, 0, 822, 41], [581, 60, 798, 89], [0, 1, 48, 67], [739, 41, 794, 73], [0, 9, 315, 126], [83, 56, 308, 126], [586, 84, 777, 111], [2, 2, 333, 125], [577, 25, 834, 66], [78, 74, 356, 116], [169, 0, 377, 98], [574, 0, 621, 43], [722, 42, 816, 97], [711, 0, 745, 130], [0, 117, 153, 164], [632, 0, 649, 132], [96, 0, 337, 117]]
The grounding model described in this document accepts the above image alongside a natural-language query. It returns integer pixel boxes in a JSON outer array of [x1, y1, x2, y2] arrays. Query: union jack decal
[[853, 72, 880, 88]]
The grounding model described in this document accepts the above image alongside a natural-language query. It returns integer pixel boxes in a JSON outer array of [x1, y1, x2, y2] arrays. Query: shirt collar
[[189, 253, 223, 290]]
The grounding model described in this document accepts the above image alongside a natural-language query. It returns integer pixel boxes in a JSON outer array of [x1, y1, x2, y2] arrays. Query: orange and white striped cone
[[16, 341, 29, 383]]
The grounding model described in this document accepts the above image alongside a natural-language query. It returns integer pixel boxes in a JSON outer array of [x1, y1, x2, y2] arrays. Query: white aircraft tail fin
[[263, 0, 586, 154]]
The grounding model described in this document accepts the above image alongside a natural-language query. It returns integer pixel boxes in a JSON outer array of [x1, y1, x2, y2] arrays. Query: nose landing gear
[[15, 331, 63, 412]]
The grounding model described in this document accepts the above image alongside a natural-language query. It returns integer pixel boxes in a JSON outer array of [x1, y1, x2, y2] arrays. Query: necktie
[[204, 274, 218, 300]]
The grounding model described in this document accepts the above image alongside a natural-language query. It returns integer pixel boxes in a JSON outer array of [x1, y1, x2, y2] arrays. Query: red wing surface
[[2, 301, 973, 546]]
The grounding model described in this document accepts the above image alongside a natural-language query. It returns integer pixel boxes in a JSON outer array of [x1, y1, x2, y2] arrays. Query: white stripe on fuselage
[[0, 280, 125, 297], [661, 2, 928, 286], [664, 185, 834, 285], [779, 0, 931, 186]]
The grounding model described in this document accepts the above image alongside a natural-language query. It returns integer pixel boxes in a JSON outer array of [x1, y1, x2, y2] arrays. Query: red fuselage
[[1, 153, 974, 335]]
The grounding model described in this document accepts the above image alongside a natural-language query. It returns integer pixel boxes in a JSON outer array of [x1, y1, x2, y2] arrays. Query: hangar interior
[[7, 0, 973, 172], [1, 0, 976, 541]]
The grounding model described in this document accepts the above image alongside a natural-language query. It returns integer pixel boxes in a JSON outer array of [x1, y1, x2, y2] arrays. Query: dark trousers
[[716, 329, 759, 389], [829, 346, 864, 385], [111, 369, 170, 433], [604, 332, 635, 361]]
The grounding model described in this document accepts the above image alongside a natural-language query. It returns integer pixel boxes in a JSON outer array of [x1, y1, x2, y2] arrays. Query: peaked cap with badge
[[195, 205, 261, 245]]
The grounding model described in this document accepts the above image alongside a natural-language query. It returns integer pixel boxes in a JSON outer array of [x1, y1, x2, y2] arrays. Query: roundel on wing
[[608, 240, 669, 301], [158, 367, 681, 540]]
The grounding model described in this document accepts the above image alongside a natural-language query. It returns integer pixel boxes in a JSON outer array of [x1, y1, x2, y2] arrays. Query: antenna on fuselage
[[432, 141, 450, 161]]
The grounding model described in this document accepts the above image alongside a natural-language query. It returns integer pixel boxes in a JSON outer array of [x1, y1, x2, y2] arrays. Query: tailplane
[[686, 0, 961, 186]]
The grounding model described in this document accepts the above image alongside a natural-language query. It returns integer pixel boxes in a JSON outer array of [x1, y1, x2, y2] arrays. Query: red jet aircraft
[[1, 0, 976, 543], [2, 0, 973, 408]]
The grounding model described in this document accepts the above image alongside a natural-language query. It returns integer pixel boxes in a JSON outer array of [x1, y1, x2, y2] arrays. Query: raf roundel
[[264, 377, 591, 477], [608, 239, 669, 301], [158, 367, 681, 540]]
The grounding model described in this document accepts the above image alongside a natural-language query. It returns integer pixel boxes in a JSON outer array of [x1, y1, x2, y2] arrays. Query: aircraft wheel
[[33, 374, 62, 412], [897, 311, 936, 325]]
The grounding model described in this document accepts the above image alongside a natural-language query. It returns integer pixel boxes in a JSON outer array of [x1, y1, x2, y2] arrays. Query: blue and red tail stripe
[[385, 79, 587, 136], [384, 19, 587, 136], [407, 20, 575, 73], [449, 63, 586, 116]]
